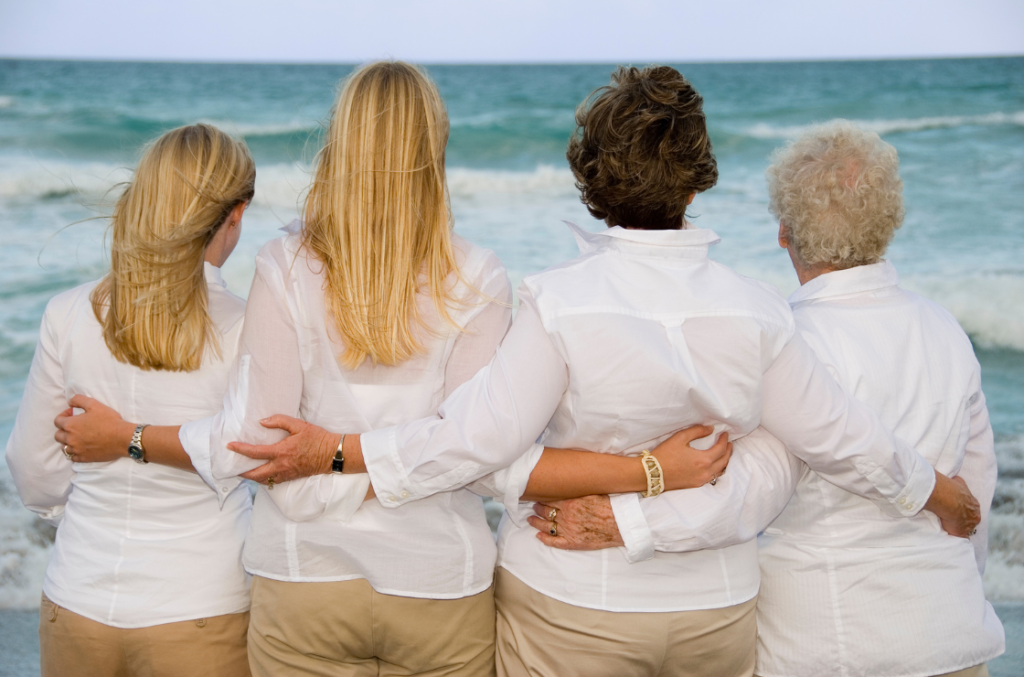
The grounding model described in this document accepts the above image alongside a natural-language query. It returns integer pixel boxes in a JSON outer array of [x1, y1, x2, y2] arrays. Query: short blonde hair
[[91, 124, 255, 371], [303, 61, 460, 368], [766, 120, 904, 269]]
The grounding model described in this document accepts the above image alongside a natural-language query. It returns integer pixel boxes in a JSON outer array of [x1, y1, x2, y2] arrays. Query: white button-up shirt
[[179, 225, 514, 599], [6, 265, 252, 628], [360, 223, 937, 613], [758, 262, 1004, 676], [613, 261, 1004, 674]]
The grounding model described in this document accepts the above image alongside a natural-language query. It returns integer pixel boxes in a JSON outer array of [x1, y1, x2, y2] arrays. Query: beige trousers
[[38, 593, 251, 677], [935, 666, 989, 677], [494, 567, 757, 677], [247, 575, 496, 677]]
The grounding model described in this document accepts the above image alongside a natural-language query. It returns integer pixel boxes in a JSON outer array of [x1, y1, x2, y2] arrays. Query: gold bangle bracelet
[[639, 450, 664, 498]]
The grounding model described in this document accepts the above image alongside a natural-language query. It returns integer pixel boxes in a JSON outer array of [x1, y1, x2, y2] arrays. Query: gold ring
[[548, 507, 558, 522], [709, 475, 717, 486], [267, 477, 275, 489], [549, 523, 557, 537], [63, 445, 73, 461]]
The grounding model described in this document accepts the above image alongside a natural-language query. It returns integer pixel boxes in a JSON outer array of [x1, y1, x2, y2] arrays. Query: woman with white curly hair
[[754, 121, 1005, 677]]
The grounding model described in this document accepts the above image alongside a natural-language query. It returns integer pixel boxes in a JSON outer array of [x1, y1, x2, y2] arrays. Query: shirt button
[[221, 487, 228, 493], [898, 497, 907, 506], [388, 496, 398, 502], [400, 490, 410, 498], [906, 503, 914, 511]]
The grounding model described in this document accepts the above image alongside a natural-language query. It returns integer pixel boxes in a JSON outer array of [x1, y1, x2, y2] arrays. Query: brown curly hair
[[566, 65, 718, 231]]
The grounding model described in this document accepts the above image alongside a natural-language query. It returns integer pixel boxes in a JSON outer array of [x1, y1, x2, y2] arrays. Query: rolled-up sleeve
[[760, 335, 936, 516], [362, 287, 568, 507], [611, 427, 802, 562], [5, 306, 74, 526]]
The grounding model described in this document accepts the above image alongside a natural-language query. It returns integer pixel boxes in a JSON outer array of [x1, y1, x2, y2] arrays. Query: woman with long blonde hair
[[6, 123, 255, 676]]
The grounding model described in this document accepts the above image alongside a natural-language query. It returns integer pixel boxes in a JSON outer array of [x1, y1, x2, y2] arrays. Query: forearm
[[140, 425, 194, 472], [356, 291, 568, 505], [522, 448, 646, 502], [611, 427, 799, 560], [104, 420, 195, 472]]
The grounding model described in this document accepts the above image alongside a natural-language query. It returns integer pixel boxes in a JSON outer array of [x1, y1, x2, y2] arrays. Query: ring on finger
[[62, 444, 73, 461], [549, 522, 557, 537], [267, 477, 276, 490], [547, 507, 558, 522]]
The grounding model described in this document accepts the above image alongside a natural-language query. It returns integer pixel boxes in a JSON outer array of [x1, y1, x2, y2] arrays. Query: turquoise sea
[[0, 57, 1022, 671]]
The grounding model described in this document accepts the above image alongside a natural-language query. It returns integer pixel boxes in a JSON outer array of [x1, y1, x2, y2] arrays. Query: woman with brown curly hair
[[82, 66, 979, 677]]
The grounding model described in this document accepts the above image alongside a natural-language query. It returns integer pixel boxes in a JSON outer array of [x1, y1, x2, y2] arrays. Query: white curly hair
[[766, 120, 905, 269]]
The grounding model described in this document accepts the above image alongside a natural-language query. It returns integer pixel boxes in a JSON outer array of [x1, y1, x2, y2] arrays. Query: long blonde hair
[[303, 61, 461, 368], [91, 123, 256, 372]]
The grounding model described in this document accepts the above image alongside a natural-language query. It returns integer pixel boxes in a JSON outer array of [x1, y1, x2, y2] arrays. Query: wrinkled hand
[[651, 425, 732, 490], [229, 415, 340, 485], [933, 475, 981, 538], [528, 495, 624, 551], [54, 394, 134, 463]]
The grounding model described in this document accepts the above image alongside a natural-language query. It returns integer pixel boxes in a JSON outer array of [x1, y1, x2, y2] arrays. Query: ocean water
[[0, 58, 1022, 613]]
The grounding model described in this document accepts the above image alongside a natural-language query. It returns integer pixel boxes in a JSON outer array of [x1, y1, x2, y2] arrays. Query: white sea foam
[[0, 467, 54, 610], [0, 96, 14, 109], [198, 119, 321, 138], [448, 165, 576, 197], [985, 435, 1024, 601], [744, 111, 1024, 139], [4, 160, 1022, 353]]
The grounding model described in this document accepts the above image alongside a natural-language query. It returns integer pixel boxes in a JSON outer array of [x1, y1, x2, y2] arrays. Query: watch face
[[128, 444, 144, 461]]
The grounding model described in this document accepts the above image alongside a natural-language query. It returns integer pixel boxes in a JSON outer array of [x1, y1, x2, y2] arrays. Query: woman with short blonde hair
[[7, 123, 255, 677]]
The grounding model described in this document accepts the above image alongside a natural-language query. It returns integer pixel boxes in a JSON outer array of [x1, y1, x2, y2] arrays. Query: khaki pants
[[936, 666, 989, 677], [39, 593, 250, 677], [247, 575, 496, 677], [494, 567, 756, 677]]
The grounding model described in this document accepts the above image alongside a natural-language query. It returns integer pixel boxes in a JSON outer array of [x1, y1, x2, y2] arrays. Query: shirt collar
[[565, 221, 721, 259], [204, 262, 227, 289], [787, 260, 900, 306]]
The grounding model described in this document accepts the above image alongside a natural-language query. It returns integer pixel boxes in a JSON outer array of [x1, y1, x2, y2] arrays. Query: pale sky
[[1, 0, 1022, 63]]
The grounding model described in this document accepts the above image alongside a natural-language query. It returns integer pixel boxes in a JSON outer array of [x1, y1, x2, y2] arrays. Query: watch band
[[128, 424, 149, 464], [331, 437, 345, 474]]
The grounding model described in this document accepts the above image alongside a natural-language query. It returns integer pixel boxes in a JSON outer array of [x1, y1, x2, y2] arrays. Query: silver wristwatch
[[331, 437, 344, 474], [127, 424, 149, 464]]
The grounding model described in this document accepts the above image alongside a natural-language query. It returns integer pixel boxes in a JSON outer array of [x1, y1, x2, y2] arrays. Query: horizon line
[[2, 54, 1022, 67]]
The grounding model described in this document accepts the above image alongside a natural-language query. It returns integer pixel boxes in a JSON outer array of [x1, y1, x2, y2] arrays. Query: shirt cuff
[[891, 454, 936, 517], [179, 420, 242, 507], [502, 443, 545, 527], [361, 427, 416, 508], [37, 505, 65, 527], [610, 492, 655, 563]]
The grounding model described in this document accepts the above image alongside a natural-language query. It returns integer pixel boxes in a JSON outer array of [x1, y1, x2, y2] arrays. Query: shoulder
[[713, 264, 794, 324], [254, 230, 312, 285], [520, 249, 604, 300], [900, 287, 976, 353], [450, 234, 510, 301], [43, 280, 102, 329], [451, 234, 506, 283], [207, 284, 246, 334]]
